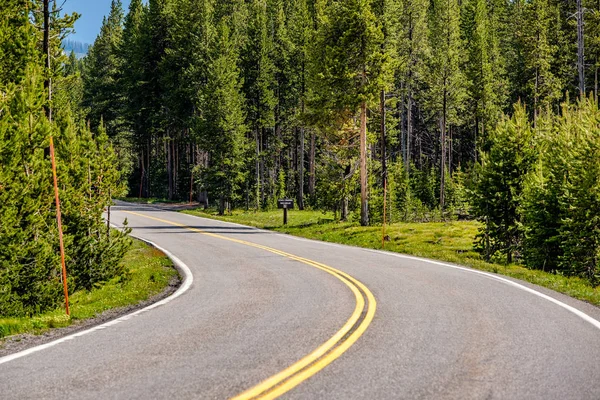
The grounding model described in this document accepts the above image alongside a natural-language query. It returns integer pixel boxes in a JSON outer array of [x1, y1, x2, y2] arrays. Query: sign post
[[277, 199, 294, 225]]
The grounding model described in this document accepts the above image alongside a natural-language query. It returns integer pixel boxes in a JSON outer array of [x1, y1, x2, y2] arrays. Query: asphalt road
[[2, 201, 600, 399]]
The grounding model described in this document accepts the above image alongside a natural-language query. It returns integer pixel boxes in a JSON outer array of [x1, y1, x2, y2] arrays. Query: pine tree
[[472, 104, 536, 263], [82, 0, 124, 136], [460, 0, 507, 155], [196, 20, 249, 215], [523, 98, 600, 281], [120, 0, 146, 196], [587, 0, 600, 100], [426, 0, 466, 210], [240, 0, 277, 209], [0, 0, 33, 88], [0, 68, 62, 316], [287, 0, 312, 209], [520, 0, 562, 121], [309, 0, 388, 226], [397, 0, 429, 174]]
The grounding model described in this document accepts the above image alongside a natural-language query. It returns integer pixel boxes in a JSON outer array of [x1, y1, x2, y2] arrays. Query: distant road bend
[[1, 201, 600, 399]]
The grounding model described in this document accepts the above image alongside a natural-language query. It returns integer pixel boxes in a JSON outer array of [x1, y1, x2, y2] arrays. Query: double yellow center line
[[124, 211, 376, 399]]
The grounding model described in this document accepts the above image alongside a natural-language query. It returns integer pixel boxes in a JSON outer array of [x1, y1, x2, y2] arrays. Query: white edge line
[[171, 209, 600, 331], [0, 229, 194, 365], [372, 251, 600, 331]]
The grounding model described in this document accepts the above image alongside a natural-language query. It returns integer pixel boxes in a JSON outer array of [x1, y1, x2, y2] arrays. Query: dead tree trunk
[[43, 0, 52, 121], [440, 84, 447, 211], [380, 90, 387, 184], [360, 100, 369, 226], [577, 0, 585, 96], [308, 132, 316, 196]]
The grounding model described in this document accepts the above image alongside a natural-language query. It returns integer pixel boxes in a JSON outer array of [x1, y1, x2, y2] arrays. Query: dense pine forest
[[81, 0, 600, 277], [1, 0, 600, 316]]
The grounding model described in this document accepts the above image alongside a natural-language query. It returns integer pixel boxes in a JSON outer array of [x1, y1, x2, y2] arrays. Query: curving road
[[2, 201, 600, 399]]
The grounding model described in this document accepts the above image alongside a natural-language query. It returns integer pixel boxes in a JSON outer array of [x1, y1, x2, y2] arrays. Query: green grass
[[183, 208, 600, 307], [0, 239, 178, 340]]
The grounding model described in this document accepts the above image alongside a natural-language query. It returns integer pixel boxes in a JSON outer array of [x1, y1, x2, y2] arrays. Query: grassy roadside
[[183, 208, 600, 307], [0, 239, 178, 340]]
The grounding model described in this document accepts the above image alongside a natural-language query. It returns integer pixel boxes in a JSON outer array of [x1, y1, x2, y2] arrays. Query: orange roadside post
[[49, 136, 70, 316]]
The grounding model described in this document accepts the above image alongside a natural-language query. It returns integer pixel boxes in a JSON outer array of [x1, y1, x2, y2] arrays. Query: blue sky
[[62, 0, 136, 45]]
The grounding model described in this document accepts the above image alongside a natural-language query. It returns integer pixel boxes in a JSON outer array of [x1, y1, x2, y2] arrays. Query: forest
[[1, 0, 600, 316], [82, 0, 600, 277]]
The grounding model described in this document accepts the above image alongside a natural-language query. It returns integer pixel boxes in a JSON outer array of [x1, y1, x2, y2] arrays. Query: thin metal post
[[50, 136, 70, 316]]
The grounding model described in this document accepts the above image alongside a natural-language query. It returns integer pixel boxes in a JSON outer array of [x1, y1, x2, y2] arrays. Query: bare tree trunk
[[577, 0, 585, 96], [298, 125, 305, 210], [139, 150, 145, 198], [308, 132, 315, 196], [255, 128, 260, 210], [146, 139, 151, 197], [406, 90, 413, 174], [219, 196, 225, 216], [534, 66, 539, 128], [43, 0, 52, 121], [173, 139, 178, 199], [380, 90, 387, 184], [440, 87, 447, 211], [449, 125, 453, 174], [400, 82, 406, 168], [166, 137, 173, 200], [475, 114, 479, 163], [360, 100, 369, 226], [341, 196, 349, 221], [595, 64, 598, 103]]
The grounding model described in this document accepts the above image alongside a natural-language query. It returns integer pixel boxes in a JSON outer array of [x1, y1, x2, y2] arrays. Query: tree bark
[[440, 87, 447, 211], [360, 100, 369, 226], [341, 196, 349, 221], [308, 132, 315, 196], [298, 125, 305, 210], [43, 0, 52, 121], [406, 90, 413, 174], [166, 137, 173, 200], [255, 128, 260, 210], [595, 65, 598, 103], [139, 149, 145, 198], [400, 82, 406, 168], [380, 90, 387, 183], [577, 0, 585, 96]]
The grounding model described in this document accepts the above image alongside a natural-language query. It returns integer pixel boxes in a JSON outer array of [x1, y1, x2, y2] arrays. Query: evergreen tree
[[287, 0, 312, 209], [196, 21, 248, 215], [120, 0, 146, 195], [460, 0, 507, 154], [82, 0, 125, 136], [397, 0, 429, 173], [426, 0, 466, 210], [523, 98, 600, 281], [0, 68, 62, 316], [521, 0, 562, 120], [240, 0, 277, 209], [587, 0, 600, 100], [472, 104, 536, 263], [0, 0, 33, 88], [309, 0, 388, 226]]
